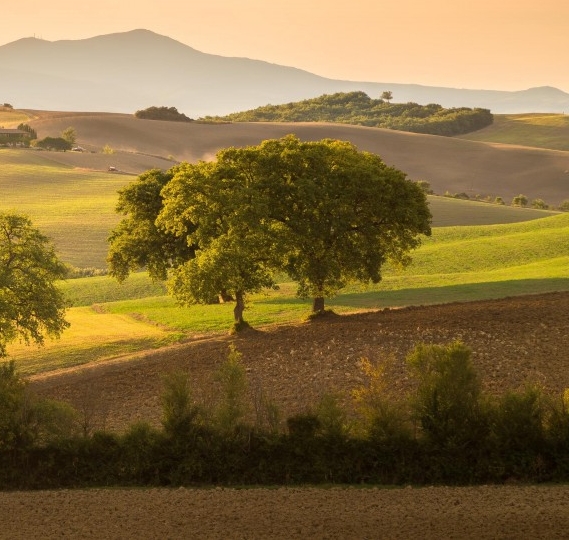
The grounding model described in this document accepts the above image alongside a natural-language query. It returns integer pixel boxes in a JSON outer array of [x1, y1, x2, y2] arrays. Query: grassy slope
[[458, 113, 569, 152], [0, 108, 32, 127], [0, 148, 131, 267], [8, 213, 569, 374]]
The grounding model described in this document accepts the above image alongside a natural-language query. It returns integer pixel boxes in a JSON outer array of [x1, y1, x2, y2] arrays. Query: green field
[[8, 212, 569, 375], [0, 148, 558, 270], [0, 148, 131, 267], [459, 113, 569, 151]]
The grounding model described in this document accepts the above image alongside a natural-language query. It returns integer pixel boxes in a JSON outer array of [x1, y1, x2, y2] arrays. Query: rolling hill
[[2, 29, 569, 115], [459, 113, 569, 151], [23, 109, 569, 206]]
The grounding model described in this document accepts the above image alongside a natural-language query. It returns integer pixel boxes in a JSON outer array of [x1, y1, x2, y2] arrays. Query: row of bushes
[[2, 342, 569, 489]]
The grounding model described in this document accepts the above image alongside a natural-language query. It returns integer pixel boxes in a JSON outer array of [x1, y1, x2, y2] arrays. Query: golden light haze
[[3, 0, 568, 92]]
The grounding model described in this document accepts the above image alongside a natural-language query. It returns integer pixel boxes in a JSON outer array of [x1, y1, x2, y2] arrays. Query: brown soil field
[[5, 292, 569, 538], [25, 110, 569, 206], [31, 291, 569, 432], [3, 485, 569, 539]]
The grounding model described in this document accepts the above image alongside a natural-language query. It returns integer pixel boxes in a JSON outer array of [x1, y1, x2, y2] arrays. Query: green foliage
[[407, 341, 488, 450], [531, 198, 549, 209], [6, 342, 569, 488], [251, 136, 431, 310], [208, 91, 493, 136], [0, 212, 69, 357], [102, 144, 114, 155], [511, 194, 528, 207], [16, 123, 36, 139], [134, 106, 193, 122], [116, 135, 430, 321], [415, 180, 433, 194], [559, 199, 569, 212], [352, 356, 411, 443], [34, 136, 72, 151], [491, 385, 547, 455], [161, 370, 202, 440], [0, 361, 77, 453], [213, 345, 249, 434], [61, 127, 76, 146], [108, 168, 195, 282], [315, 393, 349, 439]]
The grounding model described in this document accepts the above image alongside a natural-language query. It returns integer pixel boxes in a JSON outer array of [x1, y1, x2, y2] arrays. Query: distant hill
[[2, 29, 569, 116], [212, 91, 494, 136], [19, 110, 569, 207]]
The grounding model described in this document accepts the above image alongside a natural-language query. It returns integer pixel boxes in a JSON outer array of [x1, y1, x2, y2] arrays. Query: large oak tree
[[108, 136, 431, 326]]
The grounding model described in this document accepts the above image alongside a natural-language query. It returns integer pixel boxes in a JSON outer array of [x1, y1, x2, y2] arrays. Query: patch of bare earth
[[6, 292, 569, 538], [2, 485, 569, 539]]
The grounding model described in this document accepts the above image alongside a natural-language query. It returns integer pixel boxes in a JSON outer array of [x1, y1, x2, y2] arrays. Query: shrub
[[161, 370, 202, 440], [511, 194, 528, 207], [213, 345, 249, 435], [406, 341, 488, 450], [531, 198, 549, 209], [558, 199, 569, 212], [35, 136, 71, 151]]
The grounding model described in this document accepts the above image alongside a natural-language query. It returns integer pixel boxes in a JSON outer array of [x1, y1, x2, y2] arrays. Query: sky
[[2, 0, 568, 92]]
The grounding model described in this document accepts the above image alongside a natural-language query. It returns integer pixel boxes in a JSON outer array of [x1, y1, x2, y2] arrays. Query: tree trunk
[[234, 290, 245, 324], [312, 296, 325, 313]]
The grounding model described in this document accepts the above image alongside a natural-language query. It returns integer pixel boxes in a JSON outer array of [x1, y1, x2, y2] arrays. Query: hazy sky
[[3, 0, 568, 92]]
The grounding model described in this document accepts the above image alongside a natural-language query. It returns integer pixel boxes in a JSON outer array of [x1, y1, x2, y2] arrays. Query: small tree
[[0, 212, 69, 357], [558, 199, 569, 212], [415, 180, 433, 194], [161, 370, 202, 440], [213, 345, 249, 434], [531, 198, 548, 209], [381, 91, 393, 103], [61, 127, 76, 146], [407, 341, 488, 450], [511, 194, 528, 207]]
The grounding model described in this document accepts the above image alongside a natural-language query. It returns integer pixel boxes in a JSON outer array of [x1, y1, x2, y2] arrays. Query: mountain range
[[2, 29, 569, 117]]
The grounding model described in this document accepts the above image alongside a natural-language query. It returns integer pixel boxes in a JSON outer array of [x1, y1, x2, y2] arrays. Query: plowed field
[[5, 292, 569, 539]]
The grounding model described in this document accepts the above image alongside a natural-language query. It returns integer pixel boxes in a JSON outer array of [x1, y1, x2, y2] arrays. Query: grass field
[[0, 108, 32, 127], [0, 148, 559, 270], [8, 212, 569, 374], [459, 113, 569, 151], [0, 148, 131, 267]]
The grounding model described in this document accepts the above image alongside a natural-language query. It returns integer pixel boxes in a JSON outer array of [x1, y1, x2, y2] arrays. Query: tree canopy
[[34, 137, 72, 151], [203, 92, 493, 136], [134, 106, 193, 122], [108, 136, 431, 327], [0, 212, 69, 357]]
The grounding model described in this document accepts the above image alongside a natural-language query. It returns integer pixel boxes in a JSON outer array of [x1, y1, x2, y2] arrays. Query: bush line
[[2, 341, 569, 489]]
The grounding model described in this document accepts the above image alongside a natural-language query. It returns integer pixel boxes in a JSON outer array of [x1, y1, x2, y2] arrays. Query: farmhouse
[[0, 128, 30, 146]]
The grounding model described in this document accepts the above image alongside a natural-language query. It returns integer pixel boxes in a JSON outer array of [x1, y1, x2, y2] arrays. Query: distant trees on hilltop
[[205, 91, 494, 137], [135, 106, 193, 122]]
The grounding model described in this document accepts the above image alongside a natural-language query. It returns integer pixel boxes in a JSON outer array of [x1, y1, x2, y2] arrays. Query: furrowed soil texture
[[5, 292, 569, 538]]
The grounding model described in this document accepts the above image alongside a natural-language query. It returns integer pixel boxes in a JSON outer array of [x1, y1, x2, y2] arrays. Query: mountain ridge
[[2, 29, 569, 116]]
